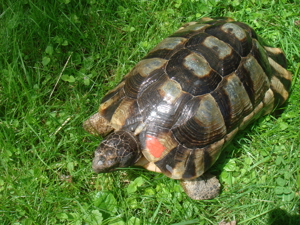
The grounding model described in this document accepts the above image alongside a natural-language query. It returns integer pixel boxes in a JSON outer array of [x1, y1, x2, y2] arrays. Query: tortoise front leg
[[83, 112, 114, 136], [180, 173, 220, 200]]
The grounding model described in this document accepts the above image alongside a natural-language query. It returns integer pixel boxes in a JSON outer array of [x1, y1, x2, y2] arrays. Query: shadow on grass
[[268, 207, 300, 225]]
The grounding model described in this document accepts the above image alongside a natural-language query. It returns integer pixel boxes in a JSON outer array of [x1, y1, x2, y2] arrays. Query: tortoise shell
[[85, 17, 292, 181]]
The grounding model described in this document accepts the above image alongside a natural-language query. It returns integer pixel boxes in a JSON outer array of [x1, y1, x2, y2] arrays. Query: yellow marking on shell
[[223, 127, 239, 148], [133, 58, 167, 77], [261, 88, 275, 115], [221, 23, 246, 40], [239, 88, 275, 130], [253, 102, 264, 118], [156, 103, 173, 115], [135, 157, 162, 173], [239, 86, 277, 130], [198, 17, 234, 23], [243, 56, 270, 104], [270, 76, 290, 103], [142, 149, 153, 164], [194, 94, 226, 134], [99, 82, 125, 112], [169, 151, 189, 179], [264, 46, 284, 55], [170, 168, 184, 179], [175, 23, 209, 33], [170, 139, 225, 180], [158, 79, 182, 104], [110, 98, 136, 130], [183, 52, 212, 78], [102, 81, 125, 98], [268, 57, 292, 84], [149, 37, 186, 52], [177, 21, 198, 31], [191, 139, 225, 180], [239, 111, 254, 130], [205, 138, 225, 165], [203, 36, 232, 59], [145, 162, 162, 173], [217, 73, 253, 127], [267, 57, 291, 106], [225, 127, 238, 142], [198, 17, 214, 22], [239, 102, 263, 130], [134, 122, 146, 136]]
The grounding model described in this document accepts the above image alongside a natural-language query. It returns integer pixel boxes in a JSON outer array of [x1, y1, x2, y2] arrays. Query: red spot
[[146, 135, 165, 158]]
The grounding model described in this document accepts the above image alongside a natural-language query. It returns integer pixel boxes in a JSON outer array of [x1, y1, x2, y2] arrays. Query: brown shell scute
[[166, 49, 222, 95], [172, 94, 226, 148], [251, 39, 272, 78], [124, 58, 167, 98], [205, 22, 253, 57], [232, 22, 258, 40], [235, 56, 270, 107], [155, 138, 225, 179], [138, 78, 193, 130], [92, 17, 292, 181], [186, 33, 241, 76], [100, 83, 126, 122], [211, 73, 253, 132], [145, 37, 187, 60]]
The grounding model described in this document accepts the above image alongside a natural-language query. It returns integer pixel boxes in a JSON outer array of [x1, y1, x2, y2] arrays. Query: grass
[[0, 0, 299, 224]]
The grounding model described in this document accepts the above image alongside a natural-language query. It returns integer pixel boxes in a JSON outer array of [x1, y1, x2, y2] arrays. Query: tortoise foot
[[180, 173, 220, 200]]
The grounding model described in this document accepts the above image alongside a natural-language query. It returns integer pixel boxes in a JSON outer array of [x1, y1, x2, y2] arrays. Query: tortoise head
[[92, 131, 142, 173]]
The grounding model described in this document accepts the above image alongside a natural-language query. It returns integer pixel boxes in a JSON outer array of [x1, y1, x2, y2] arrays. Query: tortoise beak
[[92, 149, 119, 173]]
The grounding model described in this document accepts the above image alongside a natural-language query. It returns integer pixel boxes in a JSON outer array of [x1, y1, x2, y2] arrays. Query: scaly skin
[[92, 131, 142, 173]]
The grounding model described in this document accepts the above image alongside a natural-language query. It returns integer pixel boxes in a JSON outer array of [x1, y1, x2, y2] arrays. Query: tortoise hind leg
[[180, 173, 220, 200], [83, 112, 114, 136]]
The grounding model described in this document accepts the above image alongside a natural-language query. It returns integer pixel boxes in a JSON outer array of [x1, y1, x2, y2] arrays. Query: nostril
[[95, 160, 104, 166], [98, 155, 106, 164]]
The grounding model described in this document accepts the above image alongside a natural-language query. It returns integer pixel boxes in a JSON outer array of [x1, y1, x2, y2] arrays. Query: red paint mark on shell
[[146, 135, 165, 158]]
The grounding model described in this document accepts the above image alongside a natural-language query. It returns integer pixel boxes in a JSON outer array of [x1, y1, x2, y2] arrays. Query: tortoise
[[83, 17, 292, 200]]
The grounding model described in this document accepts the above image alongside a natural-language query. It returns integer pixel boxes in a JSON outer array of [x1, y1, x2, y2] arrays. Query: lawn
[[0, 0, 299, 224]]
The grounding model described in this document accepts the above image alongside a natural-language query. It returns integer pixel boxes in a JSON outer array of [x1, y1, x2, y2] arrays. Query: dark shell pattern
[[97, 17, 292, 180]]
